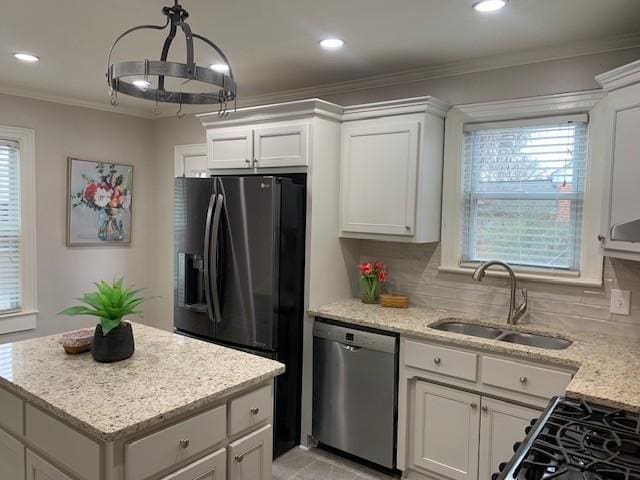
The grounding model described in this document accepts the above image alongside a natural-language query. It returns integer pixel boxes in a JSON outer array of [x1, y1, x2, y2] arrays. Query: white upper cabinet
[[204, 119, 311, 171], [597, 59, 640, 260], [207, 127, 253, 170], [254, 123, 309, 167], [341, 120, 419, 237], [339, 97, 447, 243]]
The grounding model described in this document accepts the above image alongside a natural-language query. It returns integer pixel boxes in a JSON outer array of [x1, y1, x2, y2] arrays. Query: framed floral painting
[[66, 158, 133, 246]]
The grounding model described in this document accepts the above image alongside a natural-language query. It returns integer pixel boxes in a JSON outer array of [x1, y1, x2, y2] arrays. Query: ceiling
[[3, 0, 640, 117]]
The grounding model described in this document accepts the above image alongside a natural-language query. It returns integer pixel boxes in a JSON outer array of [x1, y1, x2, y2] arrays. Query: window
[[439, 91, 606, 286], [0, 126, 36, 334], [461, 117, 588, 272], [0, 141, 21, 313]]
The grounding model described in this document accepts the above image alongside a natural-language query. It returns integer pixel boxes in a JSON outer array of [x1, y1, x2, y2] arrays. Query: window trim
[[0, 125, 37, 334], [440, 90, 606, 287]]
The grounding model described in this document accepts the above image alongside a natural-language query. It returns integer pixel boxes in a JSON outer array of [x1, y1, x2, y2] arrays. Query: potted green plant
[[60, 278, 147, 362]]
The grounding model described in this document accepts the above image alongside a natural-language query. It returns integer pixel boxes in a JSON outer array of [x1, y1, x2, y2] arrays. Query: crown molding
[[236, 32, 640, 109], [2, 32, 639, 119], [198, 98, 344, 126], [342, 96, 449, 120], [0, 83, 154, 119], [596, 58, 640, 91]]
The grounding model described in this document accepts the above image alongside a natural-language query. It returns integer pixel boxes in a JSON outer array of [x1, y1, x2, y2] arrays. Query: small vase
[[98, 207, 124, 241], [91, 322, 135, 363], [360, 276, 381, 304]]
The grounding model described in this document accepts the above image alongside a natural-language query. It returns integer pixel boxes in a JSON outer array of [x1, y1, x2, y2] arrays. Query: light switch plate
[[610, 289, 631, 315]]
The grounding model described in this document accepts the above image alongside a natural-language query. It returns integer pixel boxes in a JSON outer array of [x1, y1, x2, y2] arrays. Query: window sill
[[438, 265, 602, 288], [0, 310, 38, 335]]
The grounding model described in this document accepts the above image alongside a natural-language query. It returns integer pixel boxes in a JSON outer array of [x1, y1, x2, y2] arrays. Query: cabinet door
[[26, 450, 72, 480], [207, 128, 253, 169], [341, 120, 420, 236], [228, 424, 272, 480], [253, 123, 309, 167], [161, 448, 226, 480], [479, 398, 539, 480], [412, 381, 480, 480], [0, 427, 25, 480], [602, 90, 640, 253]]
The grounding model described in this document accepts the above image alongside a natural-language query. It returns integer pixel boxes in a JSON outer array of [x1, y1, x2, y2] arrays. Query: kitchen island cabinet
[[0, 323, 284, 480]]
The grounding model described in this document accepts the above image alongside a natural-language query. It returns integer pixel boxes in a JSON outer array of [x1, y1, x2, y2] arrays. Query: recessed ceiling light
[[132, 79, 152, 90], [13, 52, 39, 63], [210, 63, 229, 73], [320, 38, 344, 50], [473, 0, 507, 12]]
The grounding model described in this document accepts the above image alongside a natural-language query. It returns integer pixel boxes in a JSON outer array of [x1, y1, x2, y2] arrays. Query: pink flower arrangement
[[358, 261, 389, 283], [71, 163, 131, 212], [358, 261, 389, 304]]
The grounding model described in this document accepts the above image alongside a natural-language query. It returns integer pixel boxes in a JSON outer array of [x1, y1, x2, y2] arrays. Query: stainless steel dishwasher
[[312, 319, 398, 469]]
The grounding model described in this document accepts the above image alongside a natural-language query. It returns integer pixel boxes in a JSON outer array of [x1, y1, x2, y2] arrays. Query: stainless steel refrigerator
[[174, 175, 305, 457]]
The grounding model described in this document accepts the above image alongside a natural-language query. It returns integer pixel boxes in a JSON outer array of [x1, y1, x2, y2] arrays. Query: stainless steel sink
[[432, 321, 503, 339], [499, 332, 572, 350], [431, 320, 573, 350]]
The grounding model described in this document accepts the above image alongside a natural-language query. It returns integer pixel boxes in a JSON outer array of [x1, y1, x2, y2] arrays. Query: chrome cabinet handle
[[481, 406, 489, 413], [245, 158, 251, 164], [433, 357, 441, 365], [520, 376, 528, 384], [235, 454, 244, 463], [405, 225, 411, 231], [470, 403, 478, 410], [250, 407, 260, 415], [179, 438, 190, 449]]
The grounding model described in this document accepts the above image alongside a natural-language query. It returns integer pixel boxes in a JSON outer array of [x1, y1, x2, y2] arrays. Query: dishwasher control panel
[[313, 320, 397, 353]]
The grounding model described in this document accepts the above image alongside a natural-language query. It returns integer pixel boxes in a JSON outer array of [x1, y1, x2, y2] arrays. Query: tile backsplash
[[359, 240, 640, 338]]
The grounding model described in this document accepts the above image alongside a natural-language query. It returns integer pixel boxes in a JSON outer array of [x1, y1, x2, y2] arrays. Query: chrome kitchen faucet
[[472, 260, 528, 325]]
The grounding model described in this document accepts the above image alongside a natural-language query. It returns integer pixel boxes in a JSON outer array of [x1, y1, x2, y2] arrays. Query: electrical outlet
[[610, 289, 631, 315]]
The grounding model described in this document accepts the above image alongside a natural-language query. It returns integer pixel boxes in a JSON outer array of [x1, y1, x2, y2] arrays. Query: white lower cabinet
[[479, 398, 539, 480], [411, 381, 540, 480], [161, 448, 226, 480], [228, 424, 273, 480], [26, 450, 72, 480], [0, 427, 25, 480], [413, 382, 480, 480]]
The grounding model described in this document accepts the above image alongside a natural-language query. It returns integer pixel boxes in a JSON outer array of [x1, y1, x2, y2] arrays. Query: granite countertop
[[309, 299, 640, 413], [0, 323, 285, 441]]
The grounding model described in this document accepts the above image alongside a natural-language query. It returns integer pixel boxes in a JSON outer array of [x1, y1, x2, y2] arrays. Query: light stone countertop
[[309, 298, 640, 413], [0, 323, 285, 441]]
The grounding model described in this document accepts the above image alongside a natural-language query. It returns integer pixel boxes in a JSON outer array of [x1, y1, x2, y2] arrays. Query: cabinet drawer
[[405, 340, 478, 382], [482, 357, 572, 399], [229, 384, 272, 436], [26, 404, 100, 480], [126, 405, 227, 480], [0, 388, 23, 435], [160, 448, 226, 480]]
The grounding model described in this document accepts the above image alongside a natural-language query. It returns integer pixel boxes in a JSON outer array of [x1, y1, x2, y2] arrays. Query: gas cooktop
[[495, 396, 640, 480]]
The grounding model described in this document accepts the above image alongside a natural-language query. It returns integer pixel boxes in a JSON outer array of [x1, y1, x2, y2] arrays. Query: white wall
[[2, 48, 640, 343], [0, 94, 156, 342]]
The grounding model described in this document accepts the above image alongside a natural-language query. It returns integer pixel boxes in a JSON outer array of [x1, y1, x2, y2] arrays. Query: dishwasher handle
[[339, 343, 362, 352]]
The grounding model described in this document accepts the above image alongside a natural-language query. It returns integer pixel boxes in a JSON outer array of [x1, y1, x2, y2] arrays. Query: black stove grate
[[496, 397, 640, 480]]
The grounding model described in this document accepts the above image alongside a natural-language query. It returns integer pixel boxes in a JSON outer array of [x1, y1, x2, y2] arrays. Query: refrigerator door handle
[[208, 193, 224, 324], [203, 194, 217, 323]]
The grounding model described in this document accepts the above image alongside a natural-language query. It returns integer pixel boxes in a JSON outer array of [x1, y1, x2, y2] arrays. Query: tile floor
[[273, 446, 398, 480]]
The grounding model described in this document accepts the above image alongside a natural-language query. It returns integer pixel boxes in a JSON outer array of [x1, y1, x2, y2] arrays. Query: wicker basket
[[379, 293, 409, 308]]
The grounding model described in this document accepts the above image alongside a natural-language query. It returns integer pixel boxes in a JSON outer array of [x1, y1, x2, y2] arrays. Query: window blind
[[461, 120, 588, 271], [0, 140, 21, 313]]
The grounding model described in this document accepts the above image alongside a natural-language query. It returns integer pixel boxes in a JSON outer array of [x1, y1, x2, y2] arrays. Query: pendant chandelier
[[106, 1, 237, 116]]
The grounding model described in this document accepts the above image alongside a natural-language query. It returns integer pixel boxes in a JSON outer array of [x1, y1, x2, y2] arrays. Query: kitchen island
[[0, 323, 284, 480]]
